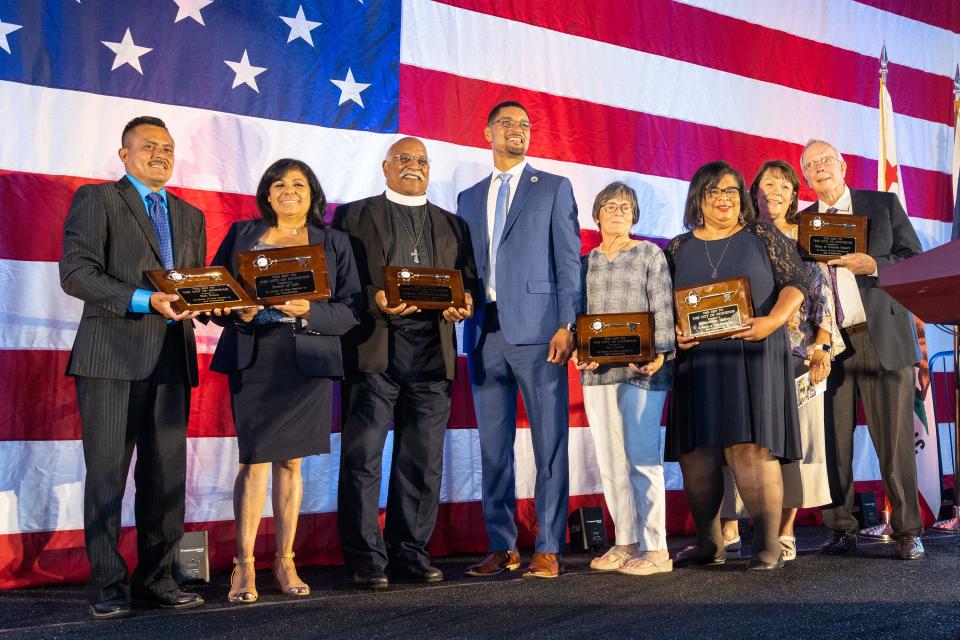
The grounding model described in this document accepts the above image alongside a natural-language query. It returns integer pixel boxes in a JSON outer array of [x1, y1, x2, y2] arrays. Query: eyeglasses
[[491, 118, 532, 131], [803, 155, 839, 171], [706, 187, 740, 200], [388, 154, 430, 167], [600, 202, 635, 216]]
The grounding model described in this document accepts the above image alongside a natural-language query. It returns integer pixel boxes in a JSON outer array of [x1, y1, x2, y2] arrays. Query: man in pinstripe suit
[[59, 117, 206, 618]]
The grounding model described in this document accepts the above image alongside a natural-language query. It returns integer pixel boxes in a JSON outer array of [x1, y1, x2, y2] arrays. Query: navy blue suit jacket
[[209, 220, 361, 378], [457, 164, 581, 350]]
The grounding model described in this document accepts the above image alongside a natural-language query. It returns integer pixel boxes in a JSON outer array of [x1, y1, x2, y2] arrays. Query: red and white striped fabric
[[2, 0, 958, 588]]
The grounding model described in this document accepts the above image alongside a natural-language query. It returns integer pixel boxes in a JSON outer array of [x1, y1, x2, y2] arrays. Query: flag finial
[[954, 64, 960, 102], [879, 44, 888, 82]]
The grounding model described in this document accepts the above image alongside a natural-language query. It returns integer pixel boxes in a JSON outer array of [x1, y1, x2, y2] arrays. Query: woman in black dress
[[665, 161, 809, 570], [211, 159, 361, 602]]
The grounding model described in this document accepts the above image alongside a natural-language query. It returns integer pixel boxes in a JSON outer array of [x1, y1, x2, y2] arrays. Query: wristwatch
[[815, 343, 831, 353], [561, 322, 577, 334]]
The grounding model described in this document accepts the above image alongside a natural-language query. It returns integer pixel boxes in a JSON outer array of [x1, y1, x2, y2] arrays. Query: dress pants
[[75, 325, 190, 604], [582, 384, 667, 550], [468, 306, 570, 553], [337, 327, 450, 571], [822, 329, 922, 536]]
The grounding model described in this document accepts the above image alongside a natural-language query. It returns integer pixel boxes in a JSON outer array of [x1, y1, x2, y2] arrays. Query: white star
[[330, 68, 371, 107], [280, 5, 321, 46], [224, 49, 267, 92], [0, 18, 23, 54], [173, 0, 213, 25], [101, 28, 153, 74]]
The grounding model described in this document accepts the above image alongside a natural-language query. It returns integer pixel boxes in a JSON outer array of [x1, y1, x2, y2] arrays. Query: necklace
[[598, 237, 631, 256], [389, 202, 428, 264], [278, 220, 307, 235], [703, 234, 736, 279]]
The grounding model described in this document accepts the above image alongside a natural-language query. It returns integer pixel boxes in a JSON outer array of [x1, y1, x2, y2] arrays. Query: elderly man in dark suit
[[334, 137, 477, 589], [799, 139, 925, 560], [59, 116, 207, 619]]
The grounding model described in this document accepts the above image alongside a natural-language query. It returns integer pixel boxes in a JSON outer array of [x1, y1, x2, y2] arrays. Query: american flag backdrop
[[1, 0, 958, 589]]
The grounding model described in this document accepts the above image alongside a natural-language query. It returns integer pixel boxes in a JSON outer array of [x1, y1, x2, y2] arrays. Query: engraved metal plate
[[798, 211, 868, 261], [575, 312, 654, 366], [673, 276, 753, 340], [145, 266, 255, 313], [238, 244, 331, 305], [383, 266, 466, 311]]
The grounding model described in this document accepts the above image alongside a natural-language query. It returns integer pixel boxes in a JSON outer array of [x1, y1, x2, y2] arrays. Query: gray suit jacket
[[803, 187, 921, 370], [59, 176, 205, 384]]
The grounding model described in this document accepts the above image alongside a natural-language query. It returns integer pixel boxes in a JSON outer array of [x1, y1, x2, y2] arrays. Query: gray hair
[[800, 139, 844, 170], [591, 181, 640, 226]]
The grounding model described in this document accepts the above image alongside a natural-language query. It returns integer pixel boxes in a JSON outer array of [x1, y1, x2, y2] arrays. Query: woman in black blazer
[[211, 159, 361, 603]]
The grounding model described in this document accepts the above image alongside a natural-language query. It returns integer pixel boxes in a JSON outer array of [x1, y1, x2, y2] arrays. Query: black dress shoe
[[820, 530, 857, 555], [391, 560, 444, 583], [132, 589, 204, 610], [352, 565, 388, 589], [747, 553, 785, 571], [89, 598, 133, 620], [673, 545, 725, 568], [894, 534, 924, 560]]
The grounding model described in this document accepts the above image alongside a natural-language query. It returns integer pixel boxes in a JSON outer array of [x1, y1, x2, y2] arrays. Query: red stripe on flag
[[0, 171, 258, 263], [399, 66, 954, 223], [853, 0, 960, 34], [0, 494, 682, 589], [437, 0, 953, 126]]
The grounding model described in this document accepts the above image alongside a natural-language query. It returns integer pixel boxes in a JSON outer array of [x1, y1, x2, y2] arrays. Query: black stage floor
[[2, 526, 958, 640]]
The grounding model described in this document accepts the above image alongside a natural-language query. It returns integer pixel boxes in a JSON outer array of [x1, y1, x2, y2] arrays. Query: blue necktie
[[489, 173, 511, 294], [146, 192, 174, 270]]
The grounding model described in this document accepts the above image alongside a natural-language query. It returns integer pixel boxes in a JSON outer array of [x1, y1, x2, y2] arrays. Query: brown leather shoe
[[465, 550, 521, 577], [522, 552, 561, 579], [894, 534, 924, 560]]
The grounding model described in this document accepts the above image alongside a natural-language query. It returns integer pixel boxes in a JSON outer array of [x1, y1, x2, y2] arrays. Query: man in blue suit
[[457, 101, 581, 579]]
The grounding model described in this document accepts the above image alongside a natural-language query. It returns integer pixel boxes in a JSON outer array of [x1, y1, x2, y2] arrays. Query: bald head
[[382, 137, 430, 196]]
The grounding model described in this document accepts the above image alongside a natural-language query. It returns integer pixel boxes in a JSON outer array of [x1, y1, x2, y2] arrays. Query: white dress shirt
[[485, 160, 527, 301], [817, 186, 867, 327]]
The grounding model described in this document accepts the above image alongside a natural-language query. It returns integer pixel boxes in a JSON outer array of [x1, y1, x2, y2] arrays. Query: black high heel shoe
[[747, 552, 785, 571]]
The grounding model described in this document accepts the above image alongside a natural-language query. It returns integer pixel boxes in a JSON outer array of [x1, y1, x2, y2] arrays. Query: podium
[[879, 238, 960, 533]]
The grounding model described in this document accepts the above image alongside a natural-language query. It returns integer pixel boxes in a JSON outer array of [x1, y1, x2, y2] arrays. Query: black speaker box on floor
[[175, 531, 210, 584], [853, 491, 879, 528], [568, 507, 607, 552]]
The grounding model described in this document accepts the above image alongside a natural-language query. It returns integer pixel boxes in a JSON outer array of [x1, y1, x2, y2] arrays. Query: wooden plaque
[[797, 211, 868, 262], [237, 245, 331, 305], [145, 266, 255, 313], [383, 266, 466, 311], [576, 312, 655, 366], [674, 276, 754, 340]]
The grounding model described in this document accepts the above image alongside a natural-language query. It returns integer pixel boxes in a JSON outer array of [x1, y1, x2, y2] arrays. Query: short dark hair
[[121, 116, 168, 147], [749, 160, 801, 224], [683, 161, 756, 230], [592, 181, 640, 225], [487, 101, 529, 126], [255, 159, 327, 228]]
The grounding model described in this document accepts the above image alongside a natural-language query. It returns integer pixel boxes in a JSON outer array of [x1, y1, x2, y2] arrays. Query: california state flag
[[878, 74, 941, 526]]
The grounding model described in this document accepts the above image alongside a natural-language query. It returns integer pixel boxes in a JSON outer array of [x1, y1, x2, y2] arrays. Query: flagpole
[[860, 45, 896, 542], [931, 68, 960, 534]]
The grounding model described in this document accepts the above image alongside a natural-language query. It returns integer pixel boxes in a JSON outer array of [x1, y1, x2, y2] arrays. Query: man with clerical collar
[[799, 138, 925, 560], [334, 137, 478, 588]]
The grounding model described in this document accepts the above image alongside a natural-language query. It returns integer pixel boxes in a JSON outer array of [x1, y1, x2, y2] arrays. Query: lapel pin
[[530, 176, 539, 183]]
